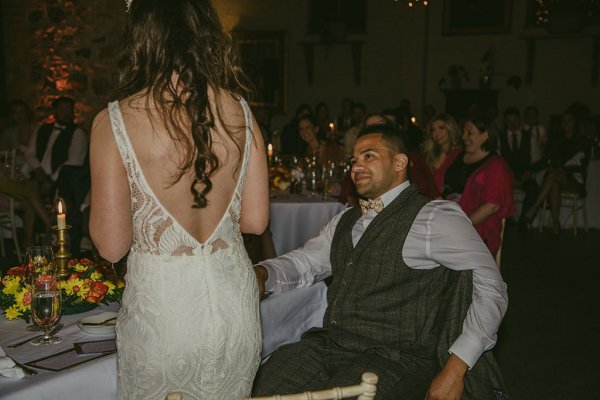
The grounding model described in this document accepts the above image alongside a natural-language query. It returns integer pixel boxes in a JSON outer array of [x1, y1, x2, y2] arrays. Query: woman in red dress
[[443, 114, 515, 257], [421, 113, 463, 194]]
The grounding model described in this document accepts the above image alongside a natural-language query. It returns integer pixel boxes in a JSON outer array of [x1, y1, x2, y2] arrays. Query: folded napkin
[[0, 346, 25, 379]]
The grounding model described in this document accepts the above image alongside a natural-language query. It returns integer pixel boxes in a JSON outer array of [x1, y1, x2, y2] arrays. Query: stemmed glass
[[28, 247, 62, 345], [23, 246, 55, 331]]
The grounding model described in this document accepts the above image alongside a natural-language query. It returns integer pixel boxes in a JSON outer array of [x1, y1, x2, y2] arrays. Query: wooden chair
[[538, 191, 588, 235], [248, 372, 378, 400], [0, 149, 22, 262]]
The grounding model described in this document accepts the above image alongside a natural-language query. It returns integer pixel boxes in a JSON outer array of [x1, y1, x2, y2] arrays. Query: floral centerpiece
[[269, 164, 291, 191], [0, 258, 125, 322]]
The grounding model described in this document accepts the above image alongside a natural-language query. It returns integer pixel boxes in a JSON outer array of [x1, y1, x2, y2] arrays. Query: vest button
[[333, 299, 338, 305], [341, 281, 347, 287], [347, 261, 353, 267], [331, 320, 337, 326]]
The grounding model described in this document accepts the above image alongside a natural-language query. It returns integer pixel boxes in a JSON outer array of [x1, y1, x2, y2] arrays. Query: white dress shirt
[[261, 180, 508, 368], [25, 123, 88, 181]]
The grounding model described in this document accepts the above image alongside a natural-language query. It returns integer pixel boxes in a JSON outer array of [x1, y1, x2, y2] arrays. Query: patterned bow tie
[[359, 198, 384, 216]]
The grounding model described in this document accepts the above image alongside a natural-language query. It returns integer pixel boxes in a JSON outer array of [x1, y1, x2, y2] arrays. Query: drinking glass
[[24, 246, 55, 331], [29, 248, 62, 345]]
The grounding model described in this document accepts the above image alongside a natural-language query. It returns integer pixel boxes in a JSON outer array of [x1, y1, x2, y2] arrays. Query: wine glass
[[24, 246, 55, 331], [29, 249, 62, 345]]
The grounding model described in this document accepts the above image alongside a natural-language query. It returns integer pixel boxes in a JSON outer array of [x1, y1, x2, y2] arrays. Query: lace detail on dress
[[109, 98, 260, 400], [107, 98, 253, 257]]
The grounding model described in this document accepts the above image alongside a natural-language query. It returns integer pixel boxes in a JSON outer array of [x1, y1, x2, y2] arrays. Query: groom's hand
[[253, 265, 269, 299]]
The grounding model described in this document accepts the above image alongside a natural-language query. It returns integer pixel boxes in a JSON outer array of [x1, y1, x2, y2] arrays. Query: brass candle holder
[[53, 225, 71, 279]]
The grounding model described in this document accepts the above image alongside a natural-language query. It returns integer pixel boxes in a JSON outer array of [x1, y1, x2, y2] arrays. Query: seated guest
[[253, 124, 508, 399], [315, 102, 333, 139], [24, 96, 88, 202], [422, 113, 463, 194], [343, 102, 366, 159], [281, 104, 311, 156], [298, 115, 344, 165], [522, 110, 591, 234], [443, 114, 515, 258], [0, 100, 51, 247], [498, 107, 544, 228]]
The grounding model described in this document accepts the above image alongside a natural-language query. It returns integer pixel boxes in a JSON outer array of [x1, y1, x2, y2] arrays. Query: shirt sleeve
[[403, 200, 508, 368], [260, 209, 347, 293], [51, 127, 89, 181]]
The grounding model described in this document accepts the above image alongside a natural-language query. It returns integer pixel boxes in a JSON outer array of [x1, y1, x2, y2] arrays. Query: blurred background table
[[269, 194, 347, 255]]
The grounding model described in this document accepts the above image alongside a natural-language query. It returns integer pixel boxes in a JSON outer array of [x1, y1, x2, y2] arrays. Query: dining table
[[0, 281, 328, 400], [269, 194, 347, 255]]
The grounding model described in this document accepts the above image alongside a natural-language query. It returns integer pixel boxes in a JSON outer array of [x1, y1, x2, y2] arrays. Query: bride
[[89, 0, 269, 398]]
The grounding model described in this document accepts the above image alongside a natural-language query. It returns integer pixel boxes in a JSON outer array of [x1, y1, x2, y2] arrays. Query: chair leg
[[572, 196, 578, 236], [582, 198, 589, 232]]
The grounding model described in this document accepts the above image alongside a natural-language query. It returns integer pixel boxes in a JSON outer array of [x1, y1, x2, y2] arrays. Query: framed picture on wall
[[232, 31, 287, 113], [443, 0, 512, 35]]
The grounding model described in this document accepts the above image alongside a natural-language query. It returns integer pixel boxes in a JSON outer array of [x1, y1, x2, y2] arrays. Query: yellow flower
[[103, 280, 116, 295], [2, 276, 21, 295], [4, 305, 21, 320], [73, 263, 87, 273], [14, 288, 32, 312], [117, 280, 125, 289], [90, 272, 102, 281], [61, 278, 88, 297]]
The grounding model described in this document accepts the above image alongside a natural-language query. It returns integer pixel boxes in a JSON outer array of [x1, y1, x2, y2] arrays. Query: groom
[[253, 124, 508, 399]]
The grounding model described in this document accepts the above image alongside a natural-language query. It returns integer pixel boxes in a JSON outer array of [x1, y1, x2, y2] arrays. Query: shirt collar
[[379, 180, 411, 208]]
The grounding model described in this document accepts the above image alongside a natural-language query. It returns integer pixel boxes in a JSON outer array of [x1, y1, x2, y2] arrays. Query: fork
[[7, 322, 64, 348]]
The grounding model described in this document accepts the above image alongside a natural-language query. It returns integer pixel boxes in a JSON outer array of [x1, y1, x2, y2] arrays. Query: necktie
[[511, 133, 519, 152], [359, 198, 384, 216]]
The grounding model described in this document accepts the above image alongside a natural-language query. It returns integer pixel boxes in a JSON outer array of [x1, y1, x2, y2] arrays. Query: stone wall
[[2, 0, 124, 125]]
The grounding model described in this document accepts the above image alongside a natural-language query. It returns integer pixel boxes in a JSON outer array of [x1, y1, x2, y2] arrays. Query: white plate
[[77, 311, 118, 336]]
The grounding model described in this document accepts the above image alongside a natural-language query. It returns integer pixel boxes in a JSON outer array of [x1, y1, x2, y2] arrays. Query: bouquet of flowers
[[269, 165, 291, 191], [0, 258, 125, 322]]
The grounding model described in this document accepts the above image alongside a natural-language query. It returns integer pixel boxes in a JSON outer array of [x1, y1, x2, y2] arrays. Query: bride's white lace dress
[[108, 99, 261, 400]]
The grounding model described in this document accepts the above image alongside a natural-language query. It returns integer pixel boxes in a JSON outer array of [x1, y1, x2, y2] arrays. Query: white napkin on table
[[0, 345, 25, 379]]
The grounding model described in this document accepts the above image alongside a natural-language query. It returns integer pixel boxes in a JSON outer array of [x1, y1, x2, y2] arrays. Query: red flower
[[85, 295, 101, 304], [7, 266, 26, 276], [23, 291, 32, 306], [86, 281, 109, 303]]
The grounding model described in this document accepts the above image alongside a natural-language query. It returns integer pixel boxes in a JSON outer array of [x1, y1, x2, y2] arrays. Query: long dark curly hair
[[110, 0, 251, 208]]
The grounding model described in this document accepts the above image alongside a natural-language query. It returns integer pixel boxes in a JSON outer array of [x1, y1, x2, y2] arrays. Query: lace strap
[[235, 96, 254, 197], [107, 101, 139, 183]]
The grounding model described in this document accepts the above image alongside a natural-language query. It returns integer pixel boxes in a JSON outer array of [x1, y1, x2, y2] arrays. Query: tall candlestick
[[57, 200, 66, 229], [267, 143, 273, 165]]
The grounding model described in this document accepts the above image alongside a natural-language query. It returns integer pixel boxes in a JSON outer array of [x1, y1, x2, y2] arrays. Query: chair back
[[249, 372, 378, 400], [0, 149, 22, 262], [495, 218, 506, 269]]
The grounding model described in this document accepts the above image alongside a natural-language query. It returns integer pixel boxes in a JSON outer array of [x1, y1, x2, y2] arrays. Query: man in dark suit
[[498, 107, 544, 228], [253, 125, 508, 399], [25, 96, 89, 252]]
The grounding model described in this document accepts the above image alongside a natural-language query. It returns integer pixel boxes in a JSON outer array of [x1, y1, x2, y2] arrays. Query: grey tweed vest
[[327, 184, 458, 364]]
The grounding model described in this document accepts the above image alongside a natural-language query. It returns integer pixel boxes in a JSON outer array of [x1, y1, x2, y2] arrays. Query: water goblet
[[30, 253, 62, 345], [24, 246, 55, 331]]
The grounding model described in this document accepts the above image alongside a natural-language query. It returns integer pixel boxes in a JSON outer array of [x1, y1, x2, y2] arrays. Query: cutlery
[[7, 322, 64, 348], [11, 359, 38, 376], [81, 316, 117, 326]]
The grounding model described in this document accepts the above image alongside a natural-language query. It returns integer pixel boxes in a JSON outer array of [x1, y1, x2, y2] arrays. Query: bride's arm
[[239, 113, 269, 235], [89, 108, 133, 263]]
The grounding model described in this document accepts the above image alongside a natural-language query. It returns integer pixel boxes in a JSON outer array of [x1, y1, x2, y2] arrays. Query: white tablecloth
[[0, 282, 328, 400], [270, 195, 347, 255]]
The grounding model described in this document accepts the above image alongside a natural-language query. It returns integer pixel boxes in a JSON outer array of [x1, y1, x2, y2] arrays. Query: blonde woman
[[422, 114, 463, 193]]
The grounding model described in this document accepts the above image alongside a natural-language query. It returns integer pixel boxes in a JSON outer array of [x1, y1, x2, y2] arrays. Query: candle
[[329, 122, 334, 132], [411, 117, 416, 124], [267, 143, 273, 166], [57, 200, 66, 229]]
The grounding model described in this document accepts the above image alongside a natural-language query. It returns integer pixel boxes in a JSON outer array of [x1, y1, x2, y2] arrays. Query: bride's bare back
[[90, 90, 268, 262]]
